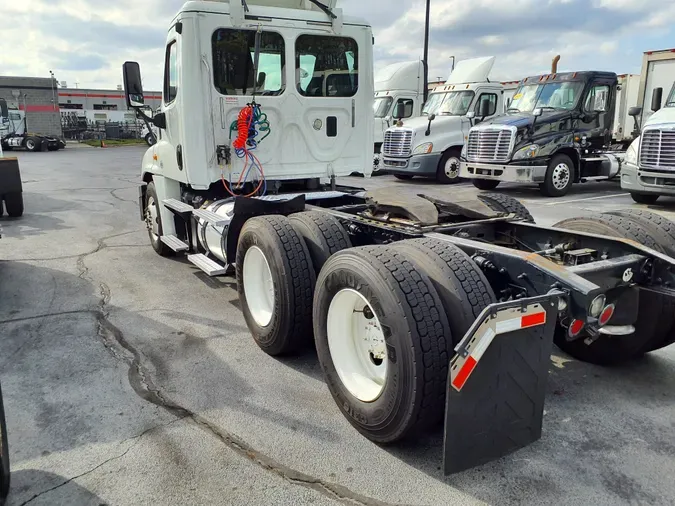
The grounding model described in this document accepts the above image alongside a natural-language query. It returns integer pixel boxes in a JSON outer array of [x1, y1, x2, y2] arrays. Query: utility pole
[[49, 70, 56, 110], [423, 0, 431, 102]]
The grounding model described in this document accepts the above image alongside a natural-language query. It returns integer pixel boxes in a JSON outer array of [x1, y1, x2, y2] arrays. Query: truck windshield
[[509, 81, 584, 113], [437, 90, 475, 116], [373, 97, 393, 117], [666, 84, 675, 107], [421, 92, 446, 115]]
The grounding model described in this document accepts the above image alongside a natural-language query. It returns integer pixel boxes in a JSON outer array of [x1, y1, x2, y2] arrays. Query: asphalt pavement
[[1, 146, 674, 506]]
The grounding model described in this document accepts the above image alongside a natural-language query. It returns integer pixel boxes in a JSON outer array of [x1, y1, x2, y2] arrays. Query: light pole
[[49, 70, 56, 110], [423, 0, 431, 102], [449, 56, 455, 73]]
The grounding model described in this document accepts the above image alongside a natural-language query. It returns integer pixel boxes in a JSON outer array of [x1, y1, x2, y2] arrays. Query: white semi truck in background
[[621, 48, 675, 203], [372, 60, 425, 170], [380, 56, 517, 183], [122, 0, 675, 478]]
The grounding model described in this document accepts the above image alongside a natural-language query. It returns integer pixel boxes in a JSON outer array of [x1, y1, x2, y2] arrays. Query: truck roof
[[374, 61, 423, 93], [175, 0, 370, 26], [520, 71, 617, 84]]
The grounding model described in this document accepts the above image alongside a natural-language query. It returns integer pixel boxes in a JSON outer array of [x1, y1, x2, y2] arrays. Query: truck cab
[[380, 56, 506, 184], [460, 71, 622, 196], [372, 61, 425, 170], [124, 0, 373, 240], [621, 82, 675, 203]]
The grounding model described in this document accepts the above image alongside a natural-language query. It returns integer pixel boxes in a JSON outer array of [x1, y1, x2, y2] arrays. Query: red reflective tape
[[521, 312, 546, 329], [452, 356, 477, 391]]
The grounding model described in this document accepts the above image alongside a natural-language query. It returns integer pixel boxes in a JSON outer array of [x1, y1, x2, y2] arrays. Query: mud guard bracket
[[443, 293, 560, 475]]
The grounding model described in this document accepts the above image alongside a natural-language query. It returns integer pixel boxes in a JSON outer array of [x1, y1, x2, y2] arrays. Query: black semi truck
[[460, 71, 638, 196]]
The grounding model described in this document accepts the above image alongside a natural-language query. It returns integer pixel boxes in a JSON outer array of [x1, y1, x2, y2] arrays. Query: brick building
[[0, 76, 62, 137], [59, 87, 162, 112]]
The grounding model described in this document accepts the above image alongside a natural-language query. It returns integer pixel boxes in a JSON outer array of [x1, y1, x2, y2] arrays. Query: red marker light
[[598, 304, 615, 327], [569, 319, 585, 337]]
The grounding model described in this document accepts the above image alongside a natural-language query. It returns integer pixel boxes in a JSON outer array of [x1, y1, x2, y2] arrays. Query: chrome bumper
[[460, 161, 547, 183]]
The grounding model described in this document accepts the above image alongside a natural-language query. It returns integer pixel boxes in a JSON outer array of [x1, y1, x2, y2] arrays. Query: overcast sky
[[1, 0, 674, 91]]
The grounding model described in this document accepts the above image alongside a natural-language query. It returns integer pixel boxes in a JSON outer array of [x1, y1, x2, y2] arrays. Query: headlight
[[512, 144, 540, 160], [412, 142, 433, 155], [460, 143, 467, 158], [624, 137, 639, 166]]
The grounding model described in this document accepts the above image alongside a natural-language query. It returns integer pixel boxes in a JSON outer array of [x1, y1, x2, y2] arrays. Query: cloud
[[0, 0, 673, 91]]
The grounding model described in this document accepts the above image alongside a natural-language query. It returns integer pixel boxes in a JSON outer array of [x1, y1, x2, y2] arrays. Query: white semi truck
[[380, 56, 515, 184], [125, 0, 675, 475], [621, 48, 675, 203], [372, 60, 425, 170]]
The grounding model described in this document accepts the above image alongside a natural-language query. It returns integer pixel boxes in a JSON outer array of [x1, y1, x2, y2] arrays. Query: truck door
[[578, 78, 615, 150], [157, 29, 184, 179]]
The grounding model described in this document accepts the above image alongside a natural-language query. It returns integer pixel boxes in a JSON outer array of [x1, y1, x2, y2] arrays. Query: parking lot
[[1, 145, 675, 506]]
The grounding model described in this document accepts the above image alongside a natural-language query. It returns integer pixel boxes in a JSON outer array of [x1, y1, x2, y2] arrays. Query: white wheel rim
[[146, 196, 159, 239], [243, 246, 275, 328], [445, 156, 460, 178], [327, 289, 387, 402], [552, 163, 571, 190], [26, 140, 35, 149]]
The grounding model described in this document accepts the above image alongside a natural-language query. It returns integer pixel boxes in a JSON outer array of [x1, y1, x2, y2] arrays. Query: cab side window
[[164, 41, 178, 104], [475, 93, 497, 116], [584, 84, 609, 112], [396, 98, 414, 118]]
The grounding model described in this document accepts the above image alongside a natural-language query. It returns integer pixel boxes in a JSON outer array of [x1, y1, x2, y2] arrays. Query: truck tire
[[630, 193, 659, 205], [472, 179, 500, 191], [393, 239, 496, 346], [24, 137, 40, 152], [3, 193, 23, 218], [289, 211, 352, 273], [436, 148, 462, 184], [552, 214, 673, 364], [477, 193, 534, 222], [145, 133, 156, 146], [144, 181, 173, 257], [313, 246, 450, 442], [237, 215, 315, 356], [603, 209, 675, 353], [0, 384, 9, 505], [540, 154, 574, 197]]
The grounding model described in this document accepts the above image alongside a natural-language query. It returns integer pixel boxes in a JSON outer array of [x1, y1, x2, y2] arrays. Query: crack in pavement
[[73, 234, 397, 506], [18, 417, 187, 506], [109, 188, 137, 204]]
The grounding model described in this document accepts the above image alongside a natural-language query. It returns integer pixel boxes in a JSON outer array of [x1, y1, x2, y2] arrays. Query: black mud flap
[[443, 293, 560, 475]]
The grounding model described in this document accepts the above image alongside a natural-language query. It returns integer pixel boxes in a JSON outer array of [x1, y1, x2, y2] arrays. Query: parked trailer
[[124, 0, 675, 473]]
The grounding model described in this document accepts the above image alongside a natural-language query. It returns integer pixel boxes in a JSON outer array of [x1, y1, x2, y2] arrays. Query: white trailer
[[122, 0, 675, 476], [613, 74, 641, 144], [635, 48, 675, 128]]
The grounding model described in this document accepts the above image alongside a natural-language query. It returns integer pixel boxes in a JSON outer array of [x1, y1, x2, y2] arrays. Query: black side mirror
[[393, 101, 406, 120], [652, 87, 663, 112], [479, 99, 491, 118], [628, 106, 642, 117], [425, 113, 436, 136], [123, 61, 145, 108], [0, 98, 7, 118], [153, 112, 167, 130]]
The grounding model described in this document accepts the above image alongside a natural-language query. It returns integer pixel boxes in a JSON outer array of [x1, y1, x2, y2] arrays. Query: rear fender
[[443, 293, 560, 474]]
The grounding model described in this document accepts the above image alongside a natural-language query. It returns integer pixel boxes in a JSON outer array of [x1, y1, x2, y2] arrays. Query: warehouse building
[[1, 75, 161, 138]]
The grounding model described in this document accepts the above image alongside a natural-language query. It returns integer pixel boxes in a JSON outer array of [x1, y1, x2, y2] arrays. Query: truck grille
[[466, 127, 516, 162], [639, 128, 675, 171], [383, 129, 413, 157]]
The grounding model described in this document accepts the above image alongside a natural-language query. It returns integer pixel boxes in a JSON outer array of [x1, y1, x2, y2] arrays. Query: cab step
[[187, 254, 229, 276], [160, 234, 189, 252], [163, 198, 194, 214], [192, 208, 229, 226]]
